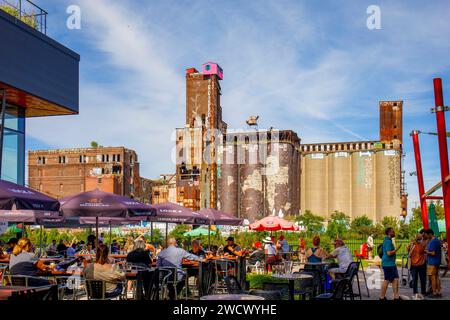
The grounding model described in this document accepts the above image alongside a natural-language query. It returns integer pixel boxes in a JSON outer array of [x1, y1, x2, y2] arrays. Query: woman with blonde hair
[[9, 238, 50, 286]]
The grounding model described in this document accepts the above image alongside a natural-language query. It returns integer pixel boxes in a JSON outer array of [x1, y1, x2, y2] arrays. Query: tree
[[168, 224, 190, 243], [326, 211, 350, 239], [90, 141, 99, 148], [350, 215, 374, 238], [296, 210, 325, 236]]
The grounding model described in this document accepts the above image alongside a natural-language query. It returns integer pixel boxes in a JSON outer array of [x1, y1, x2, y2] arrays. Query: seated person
[[248, 241, 265, 265], [9, 238, 51, 287], [157, 238, 202, 300], [111, 240, 120, 254], [126, 238, 152, 269], [223, 237, 243, 257], [66, 243, 78, 257], [56, 240, 67, 256], [327, 239, 353, 279], [189, 240, 206, 258], [46, 240, 58, 256], [306, 236, 327, 263], [277, 235, 290, 257], [84, 244, 125, 298], [5, 238, 18, 254]]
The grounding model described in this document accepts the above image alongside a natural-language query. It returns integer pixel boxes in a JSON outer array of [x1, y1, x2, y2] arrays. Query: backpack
[[377, 243, 384, 259]]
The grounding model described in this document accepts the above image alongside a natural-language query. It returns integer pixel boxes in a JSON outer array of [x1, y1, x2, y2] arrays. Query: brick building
[[28, 146, 151, 202]]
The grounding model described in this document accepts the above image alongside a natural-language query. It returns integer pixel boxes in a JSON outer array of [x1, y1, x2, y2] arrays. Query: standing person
[[367, 234, 374, 260], [263, 237, 279, 271], [380, 227, 402, 300], [277, 235, 290, 259], [298, 236, 306, 263], [407, 234, 427, 299], [441, 239, 448, 278], [424, 229, 442, 298]]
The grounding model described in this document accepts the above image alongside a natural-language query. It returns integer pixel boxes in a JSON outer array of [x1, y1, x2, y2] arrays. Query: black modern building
[[0, 5, 80, 185]]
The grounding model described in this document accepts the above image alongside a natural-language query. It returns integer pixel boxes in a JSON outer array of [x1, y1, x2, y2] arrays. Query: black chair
[[199, 261, 216, 297], [262, 282, 290, 300], [55, 275, 86, 300], [313, 278, 350, 301], [332, 262, 361, 300], [157, 268, 173, 300], [9, 285, 58, 301], [292, 271, 315, 300], [224, 275, 245, 294], [248, 289, 281, 300], [85, 280, 124, 300], [8, 275, 50, 287], [135, 268, 162, 301]]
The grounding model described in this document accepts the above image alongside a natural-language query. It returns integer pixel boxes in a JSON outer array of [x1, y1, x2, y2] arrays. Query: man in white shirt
[[327, 239, 353, 279]]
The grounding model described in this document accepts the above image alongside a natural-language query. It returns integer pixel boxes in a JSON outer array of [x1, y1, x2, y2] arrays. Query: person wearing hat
[[224, 237, 242, 257], [263, 236, 279, 271], [326, 239, 353, 279]]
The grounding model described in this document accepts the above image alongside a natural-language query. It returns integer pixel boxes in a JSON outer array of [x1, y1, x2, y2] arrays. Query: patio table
[[271, 273, 313, 300], [200, 294, 265, 300]]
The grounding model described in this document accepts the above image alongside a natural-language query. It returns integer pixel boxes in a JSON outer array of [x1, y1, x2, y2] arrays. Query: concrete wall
[[300, 142, 402, 222]]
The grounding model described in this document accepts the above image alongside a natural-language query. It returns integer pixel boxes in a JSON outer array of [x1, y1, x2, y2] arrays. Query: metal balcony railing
[[0, 0, 47, 34]]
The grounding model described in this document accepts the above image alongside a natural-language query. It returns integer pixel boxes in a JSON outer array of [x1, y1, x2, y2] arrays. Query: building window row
[[37, 157, 46, 165], [58, 156, 67, 164]]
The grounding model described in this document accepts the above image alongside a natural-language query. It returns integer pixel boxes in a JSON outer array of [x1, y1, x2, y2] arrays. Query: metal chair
[[9, 285, 59, 301], [8, 275, 51, 287], [85, 279, 124, 300], [157, 268, 173, 300], [332, 262, 361, 300], [55, 275, 86, 300], [0, 265, 7, 285], [262, 282, 290, 300], [224, 275, 244, 294], [313, 278, 350, 301], [248, 289, 281, 300]]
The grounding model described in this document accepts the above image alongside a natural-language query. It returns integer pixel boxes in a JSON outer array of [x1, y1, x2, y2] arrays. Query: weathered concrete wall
[[218, 130, 301, 221]]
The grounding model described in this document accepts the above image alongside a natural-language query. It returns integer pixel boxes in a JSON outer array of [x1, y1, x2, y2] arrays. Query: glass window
[[1, 105, 25, 185]]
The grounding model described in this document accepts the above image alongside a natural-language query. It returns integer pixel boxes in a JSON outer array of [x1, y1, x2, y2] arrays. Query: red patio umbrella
[[249, 216, 298, 232]]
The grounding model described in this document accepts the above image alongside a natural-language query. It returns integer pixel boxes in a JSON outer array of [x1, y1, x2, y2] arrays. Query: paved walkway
[[356, 267, 450, 300]]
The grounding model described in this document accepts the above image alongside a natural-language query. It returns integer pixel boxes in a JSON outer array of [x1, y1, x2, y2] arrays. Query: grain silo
[[328, 150, 351, 216]]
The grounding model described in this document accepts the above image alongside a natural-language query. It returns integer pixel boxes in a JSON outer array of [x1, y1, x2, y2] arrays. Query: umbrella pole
[[150, 221, 153, 243], [208, 224, 211, 251], [38, 225, 43, 258], [109, 222, 112, 251], [95, 217, 99, 249], [165, 222, 168, 247]]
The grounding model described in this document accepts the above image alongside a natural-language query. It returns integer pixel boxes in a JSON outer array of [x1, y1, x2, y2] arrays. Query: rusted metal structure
[[411, 78, 450, 262]]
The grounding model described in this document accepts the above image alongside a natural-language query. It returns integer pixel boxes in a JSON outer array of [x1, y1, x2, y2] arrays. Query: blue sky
[[25, 0, 450, 216]]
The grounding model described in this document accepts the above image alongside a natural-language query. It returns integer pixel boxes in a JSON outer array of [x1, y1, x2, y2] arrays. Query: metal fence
[[0, 0, 47, 34]]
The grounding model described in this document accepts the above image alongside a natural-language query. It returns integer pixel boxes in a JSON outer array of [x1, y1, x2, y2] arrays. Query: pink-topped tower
[[202, 62, 223, 80]]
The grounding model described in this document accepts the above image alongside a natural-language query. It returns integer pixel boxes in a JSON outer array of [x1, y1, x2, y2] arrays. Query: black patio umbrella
[[0, 179, 61, 223], [59, 189, 154, 247]]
